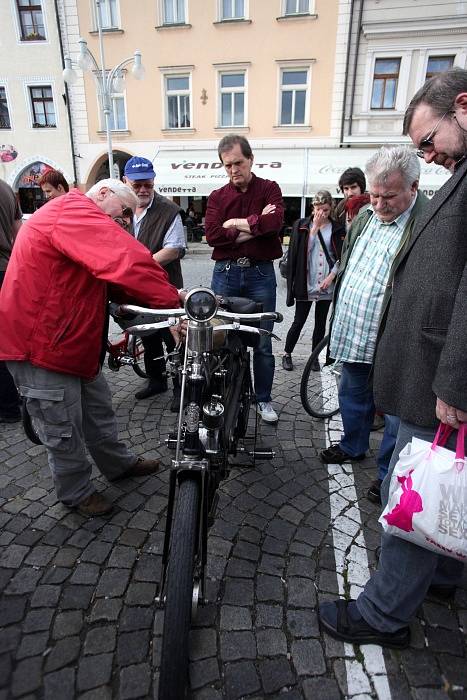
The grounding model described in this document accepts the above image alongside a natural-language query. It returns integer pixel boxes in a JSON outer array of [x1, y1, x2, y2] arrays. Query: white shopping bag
[[379, 423, 467, 562]]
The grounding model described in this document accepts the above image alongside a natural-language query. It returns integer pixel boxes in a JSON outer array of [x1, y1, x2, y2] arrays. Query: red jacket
[[0, 190, 180, 379]]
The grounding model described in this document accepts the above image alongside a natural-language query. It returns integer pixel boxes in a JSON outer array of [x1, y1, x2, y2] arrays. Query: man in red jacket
[[0, 178, 180, 516]]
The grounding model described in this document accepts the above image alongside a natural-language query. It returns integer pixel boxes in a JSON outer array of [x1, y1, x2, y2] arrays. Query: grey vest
[[137, 193, 183, 287]]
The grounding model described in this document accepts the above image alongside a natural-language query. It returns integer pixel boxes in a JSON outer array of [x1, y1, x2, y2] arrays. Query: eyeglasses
[[130, 181, 154, 190], [416, 111, 451, 158]]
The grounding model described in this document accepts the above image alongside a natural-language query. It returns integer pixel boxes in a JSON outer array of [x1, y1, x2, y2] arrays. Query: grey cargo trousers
[[8, 361, 137, 506]]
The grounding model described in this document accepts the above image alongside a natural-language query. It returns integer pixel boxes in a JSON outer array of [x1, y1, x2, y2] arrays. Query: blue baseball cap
[[124, 156, 156, 180]]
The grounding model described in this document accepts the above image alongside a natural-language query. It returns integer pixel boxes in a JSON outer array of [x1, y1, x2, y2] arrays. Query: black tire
[[300, 335, 341, 419], [158, 478, 200, 700], [128, 335, 148, 378], [21, 400, 43, 445], [234, 359, 253, 440]]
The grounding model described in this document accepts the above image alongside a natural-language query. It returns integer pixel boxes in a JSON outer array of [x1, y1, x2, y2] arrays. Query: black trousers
[[142, 329, 175, 381], [284, 299, 332, 354], [0, 271, 20, 418]]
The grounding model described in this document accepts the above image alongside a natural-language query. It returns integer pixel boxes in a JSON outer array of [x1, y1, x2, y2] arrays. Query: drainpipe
[[340, 0, 355, 145], [348, 0, 364, 138], [54, 0, 79, 185]]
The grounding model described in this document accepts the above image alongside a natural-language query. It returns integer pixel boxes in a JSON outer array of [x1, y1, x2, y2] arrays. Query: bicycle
[[107, 302, 147, 378], [300, 334, 342, 419], [120, 288, 282, 700]]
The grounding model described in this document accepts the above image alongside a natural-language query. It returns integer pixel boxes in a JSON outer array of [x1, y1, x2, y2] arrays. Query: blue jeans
[[357, 420, 464, 632], [211, 260, 276, 402], [339, 362, 399, 477]]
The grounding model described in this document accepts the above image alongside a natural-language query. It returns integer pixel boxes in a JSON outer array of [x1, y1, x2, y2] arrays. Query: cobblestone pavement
[[1, 254, 466, 700]]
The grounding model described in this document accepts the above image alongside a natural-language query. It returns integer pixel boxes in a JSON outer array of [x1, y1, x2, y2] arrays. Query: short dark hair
[[39, 168, 69, 192], [218, 134, 253, 162], [403, 67, 467, 134], [338, 167, 366, 194]]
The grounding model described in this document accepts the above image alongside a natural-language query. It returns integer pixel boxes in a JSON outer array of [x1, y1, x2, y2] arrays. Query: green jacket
[[328, 191, 429, 357]]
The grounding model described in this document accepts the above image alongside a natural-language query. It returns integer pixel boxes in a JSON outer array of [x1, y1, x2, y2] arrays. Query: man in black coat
[[123, 157, 185, 401], [319, 67, 467, 648]]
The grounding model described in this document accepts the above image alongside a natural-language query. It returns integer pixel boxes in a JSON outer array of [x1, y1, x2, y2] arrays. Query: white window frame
[[277, 63, 311, 126], [11, 0, 48, 43], [218, 0, 247, 21], [92, 0, 121, 30], [161, 69, 193, 130], [25, 81, 58, 129], [160, 0, 187, 25], [415, 47, 466, 88], [361, 50, 411, 114], [282, 0, 314, 16], [217, 69, 247, 127], [0, 84, 13, 130]]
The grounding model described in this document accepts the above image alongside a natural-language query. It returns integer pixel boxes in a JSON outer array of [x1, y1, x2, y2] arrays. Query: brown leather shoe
[[77, 492, 113, 517], [114, 457, 161, 481]]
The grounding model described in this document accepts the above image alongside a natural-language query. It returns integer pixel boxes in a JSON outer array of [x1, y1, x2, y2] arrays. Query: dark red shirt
[[205, 173, 284, 261]]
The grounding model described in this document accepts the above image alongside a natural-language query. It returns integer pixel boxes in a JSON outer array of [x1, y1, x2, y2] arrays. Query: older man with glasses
[[320, 146, 428, 506], [123, 156, 185, 405], [0, 178, 180, 517], [319, 67, 467, 650]]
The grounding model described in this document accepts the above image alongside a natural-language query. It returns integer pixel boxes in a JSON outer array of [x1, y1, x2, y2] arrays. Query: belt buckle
[[236, 257, 251, 268]]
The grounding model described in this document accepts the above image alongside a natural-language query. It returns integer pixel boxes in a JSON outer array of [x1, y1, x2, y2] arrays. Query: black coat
[[286, 216, 345, 306], [374, 159, 467, 427]]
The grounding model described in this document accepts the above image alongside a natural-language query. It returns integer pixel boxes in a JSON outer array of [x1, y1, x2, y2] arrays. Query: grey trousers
[[8, 361, 137, 507], [357, 419, 464, 632]]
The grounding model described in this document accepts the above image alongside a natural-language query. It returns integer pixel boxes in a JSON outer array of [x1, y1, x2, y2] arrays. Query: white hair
[[365, 146, 420, 189], [86, 178, 138, 210]]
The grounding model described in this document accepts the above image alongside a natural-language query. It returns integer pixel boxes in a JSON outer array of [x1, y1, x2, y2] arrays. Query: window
[[29, 86, 56, 127], [280, 69, 307, 125], [165, 75, 191, 128], [95, 0, 119, 29], [163, 0, 185, 24], [284, 0, 310, 15], [0, 88, 11, 129], [220, 0, 245, 20], [16, 0, 46, 40], [108, 95, 126, 130], [370, 58, 400, 109], [219, 72, 245, 126], [426, 55, 454, 80]]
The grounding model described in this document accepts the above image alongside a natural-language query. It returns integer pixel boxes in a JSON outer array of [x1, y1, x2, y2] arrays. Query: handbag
[[379, 422, 467, 561], [278, 248, 289, 279]]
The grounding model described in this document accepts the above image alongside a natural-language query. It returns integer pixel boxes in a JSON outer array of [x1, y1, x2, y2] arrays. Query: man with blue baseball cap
[[123, 156, 185, 402]]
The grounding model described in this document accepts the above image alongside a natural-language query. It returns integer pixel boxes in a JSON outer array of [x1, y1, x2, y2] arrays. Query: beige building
[[63, 0, 343, 221], [0, 0, 75, 213]]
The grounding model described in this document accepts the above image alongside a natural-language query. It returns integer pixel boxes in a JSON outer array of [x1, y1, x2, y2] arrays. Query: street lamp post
[[63, 0, 145, 177]]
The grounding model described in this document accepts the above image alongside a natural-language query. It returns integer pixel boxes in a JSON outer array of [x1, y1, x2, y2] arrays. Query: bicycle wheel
[[300, 335, 341, 419], [128, 335, 148, 378], [158, 478, 200, 700]]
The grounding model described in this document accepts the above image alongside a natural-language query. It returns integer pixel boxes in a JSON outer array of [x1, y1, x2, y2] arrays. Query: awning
[[152, 147, 451, 199]]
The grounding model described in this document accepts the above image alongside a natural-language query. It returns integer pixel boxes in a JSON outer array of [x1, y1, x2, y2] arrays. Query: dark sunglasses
[[416, 111, 452, 158]]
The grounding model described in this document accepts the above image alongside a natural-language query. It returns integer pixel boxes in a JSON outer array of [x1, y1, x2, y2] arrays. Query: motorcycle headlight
[[184, 288, 218, 322]]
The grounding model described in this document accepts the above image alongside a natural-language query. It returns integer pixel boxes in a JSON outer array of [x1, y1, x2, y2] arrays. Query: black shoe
[[371, 414, 385, 431], [367, 479, 382, 504], [135, 379, 168, 401], [282, 354, 293, 371], [319, 600, 410, 649], [427, 584, 457, 600], [310, 358, 320, 372], [320, 444, 366, 464]]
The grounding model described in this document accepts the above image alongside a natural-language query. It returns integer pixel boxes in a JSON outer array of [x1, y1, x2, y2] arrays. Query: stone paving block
[[10, 656, 43, 696], [119, 662, 151, 699], [0, 544, 29, 568], [42, 525, 73, 546], [16, 632, 49, 660], [30, 584, 61, 608], [0, 627, 21, 654], [84, 627, 117, 655], [0, 653, 12, 689], [96, 568, 131, 598], [288, 556, 316, 579], [52, 610, 83, 640], [189, 628, 217, 661], [119, 605, 153, 631], [89, 598, 123, 623], [259, 656, 295, 694], [256, 574, 284, 602], [224, 660, 261, 700], [80, 541, 113, 565], [60, 585, 94, 610], [22, 608, 54, 633], [4, 567, 42, 595], [220, 606, 252, 631], [0, 531, 15, 546], [189, 657, 220, 690], [133, 553, 161, 582], [41, 566, 72, 585], [45, 636, 81, 672], [77, 653, 113, 691], [438, 654, 467, 687], [107, 545, 138, 569], [232, 540, 260, 561], [70, 563, 100, 585], [220, 631, 256, 661], [258, 553, 285, 576], [287, 609, 320, 638], [288, 577, 316, 608], [0, 595, 27, 629], [117, 630, 149, 666], [222, 578, 254, 606], [225, 558, 256, 578], [125, 582, 158, 606], [256, 628, 287, 657], [423, 602, 458, 630], [256, 603, 283, 628], [302, 677, 341, 700], [291, 639, 326, 676], [43, 668, 75, 700], [118, 528, 148, 547], [262, 536, 288, 556], [53, 547, 81, 567]]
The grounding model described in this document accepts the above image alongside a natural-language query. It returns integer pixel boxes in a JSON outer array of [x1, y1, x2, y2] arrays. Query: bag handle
[[316, 229, 335, 270], [455, 422, 466, 464], [431, 422, 454, 449]]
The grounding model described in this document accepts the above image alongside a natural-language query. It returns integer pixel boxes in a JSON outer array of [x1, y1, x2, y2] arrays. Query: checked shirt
[[330, 203, 414, 364]]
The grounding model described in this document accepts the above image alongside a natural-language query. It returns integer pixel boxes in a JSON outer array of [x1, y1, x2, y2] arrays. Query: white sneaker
[[256, 401, 278, 423]]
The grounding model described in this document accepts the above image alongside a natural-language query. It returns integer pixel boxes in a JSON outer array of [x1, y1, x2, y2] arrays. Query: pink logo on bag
[[384, 470, 423, 532]]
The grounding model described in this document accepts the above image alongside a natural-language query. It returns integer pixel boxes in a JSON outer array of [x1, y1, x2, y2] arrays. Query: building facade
[[0, 0, 75, 213]]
